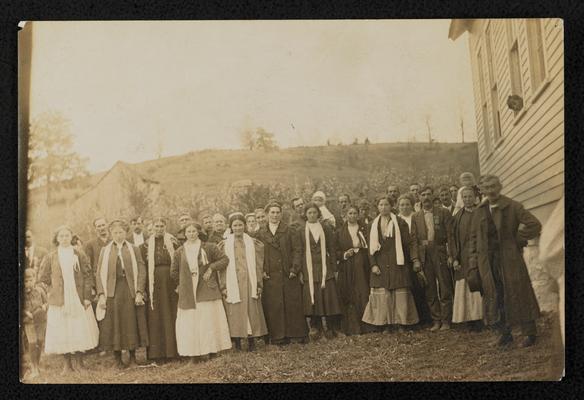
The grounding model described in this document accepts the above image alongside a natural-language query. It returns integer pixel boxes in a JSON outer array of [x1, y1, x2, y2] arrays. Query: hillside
[[28, 142, 479, 208], [131, 142, 479, 196], [25, 142, 478, 249]]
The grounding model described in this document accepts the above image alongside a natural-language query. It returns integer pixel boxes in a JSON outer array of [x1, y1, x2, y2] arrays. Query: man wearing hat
[[467, 175, 541, 348]]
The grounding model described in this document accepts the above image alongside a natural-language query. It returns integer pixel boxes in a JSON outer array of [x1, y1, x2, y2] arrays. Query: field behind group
[[26, 142, 479, 249]]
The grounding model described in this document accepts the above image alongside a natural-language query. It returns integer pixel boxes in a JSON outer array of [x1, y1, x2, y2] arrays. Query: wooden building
[[449, 18, 564, 311]]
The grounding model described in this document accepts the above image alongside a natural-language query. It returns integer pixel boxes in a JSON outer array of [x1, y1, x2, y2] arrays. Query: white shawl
[[224, 233, 257, 304], [148, 233, 175, 309], [369, 213, 405, 266], [58, 246, 83, 316], [99, 241, 138, 297], [184, 240, 208, 307], [97, 241, 138, 321], [305, 222, 327, 305]]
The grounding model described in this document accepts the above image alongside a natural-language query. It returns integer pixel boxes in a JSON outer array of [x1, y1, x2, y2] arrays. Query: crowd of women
[[22, 171, 544, 377]]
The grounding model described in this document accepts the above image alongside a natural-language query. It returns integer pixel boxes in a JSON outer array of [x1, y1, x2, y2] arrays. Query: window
[[485, 25, 502, 142], [477, 49, 492, 153], [526, 18, 547, 94], [506, 19, 523, 115]]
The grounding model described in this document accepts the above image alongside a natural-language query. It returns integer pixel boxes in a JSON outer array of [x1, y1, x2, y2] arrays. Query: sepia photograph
[[18, 19, 565, 383]]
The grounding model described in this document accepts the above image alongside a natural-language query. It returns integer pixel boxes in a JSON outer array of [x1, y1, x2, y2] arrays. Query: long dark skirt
[[99, 277, 142, 351], [302, 278, 342, 317], [146, 265, 178, 360], [338, 251, 371, 335]]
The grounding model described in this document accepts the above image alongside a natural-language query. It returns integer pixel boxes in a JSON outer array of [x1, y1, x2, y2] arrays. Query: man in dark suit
[[128, 216, 149, 246], [439, 186, 455, 214], [387, 185, 401, 214], [412, 186, 455, 331], [84, 217, 111, 277], [338, 194, 351, 224], [84, 217, 111, 318], [289, 197, 306, 232], [175, 212, 192, 246], [468, 175, 542, 348], [409, 183, 422, 212], [24, 229, 48, 273]]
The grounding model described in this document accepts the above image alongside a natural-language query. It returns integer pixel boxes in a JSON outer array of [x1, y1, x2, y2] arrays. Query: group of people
[[21, 171, 544, 379]]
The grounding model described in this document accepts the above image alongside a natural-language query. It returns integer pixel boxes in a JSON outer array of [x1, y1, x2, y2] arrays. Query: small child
[[22, 268, 47, 379]]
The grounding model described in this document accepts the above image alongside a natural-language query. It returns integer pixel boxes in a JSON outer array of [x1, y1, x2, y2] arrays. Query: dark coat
[[170, 242, 228, 309], [299, 223, 337, 282], [95, 242, 147, 299], [367, 216, 417, 290], [207, 231, 225, 244], [451, 208, 474, 281], [84, 237, 111, 282], [412, 206, 454, 263], [25, 245, 48, 271], [257, 222, 307, 340], [38, 249, 93, 306], [468, 195, 542, 326], [335, 221, 370, 315]]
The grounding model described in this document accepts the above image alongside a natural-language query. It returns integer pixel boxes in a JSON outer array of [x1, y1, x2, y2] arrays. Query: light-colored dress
[[223, 238, 268, 338], [175, 242, 231, 356], [44, 247, 99, 354]]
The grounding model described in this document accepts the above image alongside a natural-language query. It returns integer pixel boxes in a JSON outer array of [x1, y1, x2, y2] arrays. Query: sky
[[29, 20, 476, 173]]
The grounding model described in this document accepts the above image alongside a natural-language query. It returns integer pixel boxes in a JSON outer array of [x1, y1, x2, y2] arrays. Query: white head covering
[[312, 191, 336, 227], [312, 191, 326, 201]]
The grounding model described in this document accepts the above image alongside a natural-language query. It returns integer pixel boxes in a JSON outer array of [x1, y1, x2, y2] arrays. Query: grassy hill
[[132, 142, 479, 196], [25, 142, 478, 248]]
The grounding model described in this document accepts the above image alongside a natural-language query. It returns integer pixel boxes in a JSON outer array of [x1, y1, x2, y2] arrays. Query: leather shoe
[[439, 322, 451, 331], [429, 321, 441, 332], [519, 335, 536, 348]]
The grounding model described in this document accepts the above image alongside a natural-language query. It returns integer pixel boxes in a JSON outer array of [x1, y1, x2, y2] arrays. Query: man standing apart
[[468, 175, 541, 348], [412, 186, 455, 331]]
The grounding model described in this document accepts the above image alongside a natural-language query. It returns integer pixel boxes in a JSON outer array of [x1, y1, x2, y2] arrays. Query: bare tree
[[28, 111, 89, 204], [424, 114, 433, 145]]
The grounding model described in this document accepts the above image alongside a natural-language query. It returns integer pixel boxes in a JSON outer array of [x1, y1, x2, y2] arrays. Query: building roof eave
[[448, 19, 473, 41]]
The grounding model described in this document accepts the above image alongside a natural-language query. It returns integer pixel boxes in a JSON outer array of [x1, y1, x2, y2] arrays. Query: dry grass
[[22, 313, 563, 383]]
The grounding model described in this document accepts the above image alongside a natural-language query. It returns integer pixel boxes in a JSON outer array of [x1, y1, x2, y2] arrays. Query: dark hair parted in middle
[[303, 202, 322, 219]]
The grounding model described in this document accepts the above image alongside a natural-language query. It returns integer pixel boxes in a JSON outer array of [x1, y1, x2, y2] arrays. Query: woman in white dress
[[38, 226, 99, 374], [170, 222, 232, 360], [218, 213, 268, 351]]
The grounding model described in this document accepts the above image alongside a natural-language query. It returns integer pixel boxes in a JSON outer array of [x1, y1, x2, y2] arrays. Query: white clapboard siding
[[466, 18, 564, 217]]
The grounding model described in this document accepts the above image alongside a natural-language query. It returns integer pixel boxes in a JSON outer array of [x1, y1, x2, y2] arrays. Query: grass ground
[[21, 312, 563, 383]]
